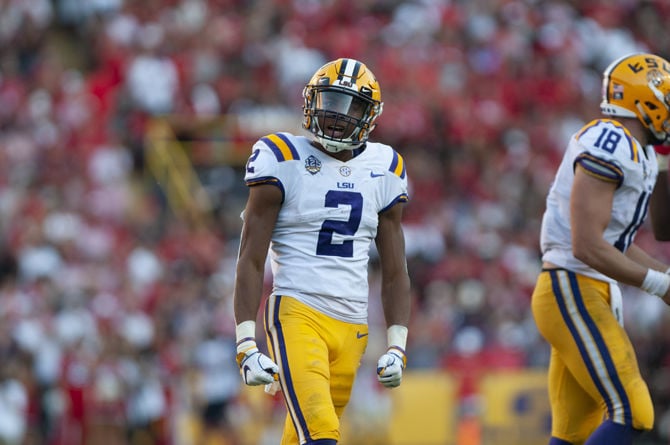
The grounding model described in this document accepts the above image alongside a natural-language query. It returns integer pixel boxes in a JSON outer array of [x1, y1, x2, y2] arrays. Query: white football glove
[[376, 346, 406, 388], [236, 340, 278, 386]]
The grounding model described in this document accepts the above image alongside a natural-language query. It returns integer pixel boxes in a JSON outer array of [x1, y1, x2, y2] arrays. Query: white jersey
[[243, 132, 409, 323], [540, 118, 658, 282]]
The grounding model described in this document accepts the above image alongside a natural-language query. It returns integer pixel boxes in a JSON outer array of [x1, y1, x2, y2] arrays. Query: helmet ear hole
[[646, 101, 659, 110]]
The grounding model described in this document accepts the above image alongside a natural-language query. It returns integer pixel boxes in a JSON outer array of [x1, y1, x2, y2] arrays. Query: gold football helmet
[[601, 53, 670, 142], [303, 58, 383, 153]]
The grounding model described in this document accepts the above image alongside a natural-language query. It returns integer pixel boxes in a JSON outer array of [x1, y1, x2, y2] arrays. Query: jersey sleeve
[[380, 147, 410, 212], [244, 140, 279, 185], [573, 119, 635, 186], [244, 132, 301, 189]]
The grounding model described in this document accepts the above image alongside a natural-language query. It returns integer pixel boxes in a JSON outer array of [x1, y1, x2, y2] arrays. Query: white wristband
[[387, 325, 408, 350], [641, 269, 670, 298], [658, 153, 669, 172], [236, 320, 256, 343]]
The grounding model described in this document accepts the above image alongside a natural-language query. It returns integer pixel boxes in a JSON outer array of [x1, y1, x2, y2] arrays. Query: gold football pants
[[531, 269, 653, 444], [264, 294, 368, 445]]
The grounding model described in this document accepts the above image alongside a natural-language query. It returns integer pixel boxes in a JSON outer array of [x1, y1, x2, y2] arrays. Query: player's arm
[[376, 201, 411, 328], [624, 244, 670, 272], [374, 202, 411, 388], [571, 165, 670, 301], [649, 149, 670, 240], [234, 183, 281, 323], [233, 183, 282, 385]]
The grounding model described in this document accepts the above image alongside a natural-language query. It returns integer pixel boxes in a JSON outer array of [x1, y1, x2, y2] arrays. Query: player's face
[[315, 91, 368, 140]]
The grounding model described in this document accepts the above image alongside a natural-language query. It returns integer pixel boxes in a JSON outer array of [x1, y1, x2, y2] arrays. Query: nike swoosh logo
[[370, 172, 384, 178], [356, 331, 368, 339]]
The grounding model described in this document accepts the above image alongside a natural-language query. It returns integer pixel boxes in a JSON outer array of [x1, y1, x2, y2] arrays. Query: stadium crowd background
[[2, 0, 670, 444]]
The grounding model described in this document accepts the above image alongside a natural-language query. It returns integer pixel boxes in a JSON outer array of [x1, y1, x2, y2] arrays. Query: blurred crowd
[[3, 0, 670, 444]]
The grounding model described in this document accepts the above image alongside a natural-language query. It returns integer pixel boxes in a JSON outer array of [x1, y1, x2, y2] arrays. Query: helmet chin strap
[[313, 120, 364, 153], [318, 137, 360, 153]]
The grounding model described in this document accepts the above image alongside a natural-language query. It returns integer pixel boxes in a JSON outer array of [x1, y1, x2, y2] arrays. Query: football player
[[232, 58, 411, 445], [532, 53, 670, 445]]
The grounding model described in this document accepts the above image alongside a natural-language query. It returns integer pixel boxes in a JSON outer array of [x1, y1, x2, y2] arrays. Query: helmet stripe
[[337, 59, 349, 81], [350, 60, 361, 80], [338, 58, 360, 81]]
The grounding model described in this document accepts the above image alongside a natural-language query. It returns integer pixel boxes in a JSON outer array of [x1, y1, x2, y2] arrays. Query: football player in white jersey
[[532, 53, 670, 445], [232, 58, 411, 445]]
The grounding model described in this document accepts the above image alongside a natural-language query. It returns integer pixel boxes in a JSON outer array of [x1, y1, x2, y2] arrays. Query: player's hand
[[377, 346, 406, 388], [236, 341, 278, 386]]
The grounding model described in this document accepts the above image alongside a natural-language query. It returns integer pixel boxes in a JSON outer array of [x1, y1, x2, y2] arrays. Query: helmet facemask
[[638, 69, 670, 142], [304, 86, 380, 152]]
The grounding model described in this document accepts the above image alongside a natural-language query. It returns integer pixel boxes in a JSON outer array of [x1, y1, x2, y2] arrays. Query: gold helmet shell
[[601, 53, 670, 142]]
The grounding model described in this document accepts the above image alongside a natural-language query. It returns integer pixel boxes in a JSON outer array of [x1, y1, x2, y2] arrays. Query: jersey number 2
[[317, 191, 363, 257]]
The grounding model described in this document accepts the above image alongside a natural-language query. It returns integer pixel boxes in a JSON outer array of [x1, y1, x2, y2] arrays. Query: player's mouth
[[326, 124, 346, 138]]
